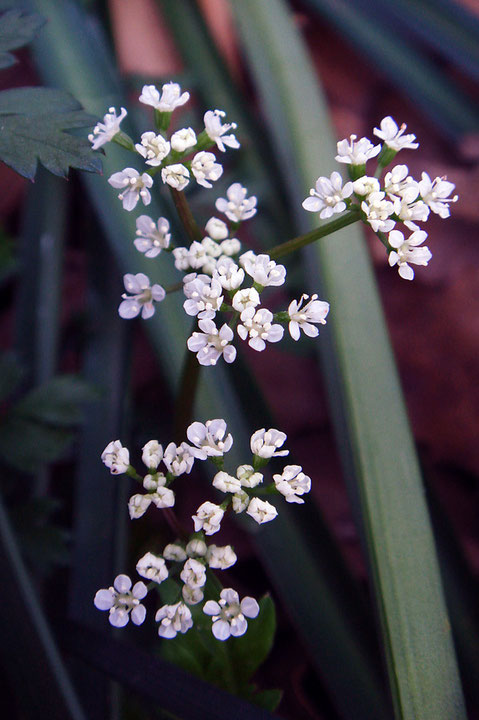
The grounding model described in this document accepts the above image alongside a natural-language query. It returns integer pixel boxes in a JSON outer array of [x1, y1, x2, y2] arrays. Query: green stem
[[169, 188, 203, 243], [269, 207, 361, 260]]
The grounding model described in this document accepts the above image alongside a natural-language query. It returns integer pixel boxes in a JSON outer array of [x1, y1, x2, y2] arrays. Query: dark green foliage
[[0, 8, 45, 68]]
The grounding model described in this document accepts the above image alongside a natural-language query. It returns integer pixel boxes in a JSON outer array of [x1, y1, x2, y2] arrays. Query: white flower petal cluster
[[203, 589, 259, 640], [142, 440, 163, 470], [186, 539, 207, 557], [288, 294, 329, 341], [215, 257, 245, 290], [89, 107, 127, 150], [246, 497, 278, 524], [335, 135, 381, 165], [302, 171, 353, 218], [206, 545, 237, 569], [205, 217, 229, 240], [128, 485, 175, 519], [212, 471, 242, 494], [191, 151, 223, 188], [361, 191, 399, 233], [232, 287, 261, 313], [388, 229, 432, 280], [237, 308, 284, 352], [170, 127, 197, 153], [180, 558, 207, 589], [134, 215, 171, 257], [187, 320, 237, 366], [240, 251, 286, 287], [135, 132, 171, 166], [418, 172, 458, 218], [136, 552, 168, 584], [183, 273, 224, 320], [101, 440, 129, 474], [163, 543, 187, 562], [161, 163, 190, 191], [118, 273, 165, 320], [139, 82, 189, 112], [156, 602, 193, 638], [373, 116, 419, 152], [187, 419, 233, 459], [250, 428, 289, 458], [164, 442, 195, 476], [108, 168, 153, 211], [204, 109, 240, 152], [273, 465, 311, 504], [94, 574, 147, 628], [215, 183, 257, 222], [192, 501, 225, 535]]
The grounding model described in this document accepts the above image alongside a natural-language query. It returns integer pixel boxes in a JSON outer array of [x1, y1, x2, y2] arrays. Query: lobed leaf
[[0, 8, 45, 68]]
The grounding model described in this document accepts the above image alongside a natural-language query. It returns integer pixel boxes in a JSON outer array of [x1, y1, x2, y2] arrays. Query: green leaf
[[229, 595, 276, 684], [0, 8, 45, 68], [0, 417, 72, 472], [15, 375, 98, 426], [0, 86, 102, 179], [247, 687, 282, 712]]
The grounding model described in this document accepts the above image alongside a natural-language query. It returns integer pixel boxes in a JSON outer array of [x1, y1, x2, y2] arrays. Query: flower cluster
[[303, 116, 457, 280], [95, 419, 311, 640]]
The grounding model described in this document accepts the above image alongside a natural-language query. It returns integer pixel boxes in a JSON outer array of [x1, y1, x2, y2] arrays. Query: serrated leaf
[[0, 8, 45, 68], [229, 595, 276, 684], [0, 417, 72, 472], [0, 86, 101, 179], [15, 375, 98, 426]]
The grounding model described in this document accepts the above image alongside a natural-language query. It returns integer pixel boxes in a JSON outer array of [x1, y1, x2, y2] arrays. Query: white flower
[[163, 442, 194, 476], [141, 440, 163, 470], [108, 168, 153, 211], [94, 574, 147, 628], [143, 473, 166, 491], [191, 151, 223, 188], [288, 294, 330, 341], [418, 172, 458, 218], [88, 107, 127, 150], [302, 172, 353, 218], [163, 544, 187, 562], [118, 273, 165, 320], [232, 490, 250, 513], [187, 419, 233, 459], [240, 251, 286, 287], [192, 501, 224, 535], [161, 163, 190, 191], [150, 487, 175, 509], [250, 428, 288, 458], [237, 307, 284, 352], [172, 246, 190, 271], [134, 215, 171, 258], [182, 585, 204, 605], [397, 199, 430, 229], [232, 287, 261, 313], [214, 257, 244, 291], [203, 589, 259, 640], [215, 183, 257, 222], [187, 320, 237, 366], [361, 191, 399, 233], [180, 558, 207, 589], [101, 440, 129, 474], [236, 464, 263, 488], [206, 545, 237, 570], [185, 241, 209, 270], [373, 116, 419, 152], [383, 165, 418, 202], [205, 217, 229, 240], [246, 497, 278, 524], [335, 135, 381, 165], [183, 273, 223, 320], [204, 109, 240, 152], [128, 494, 152, 519], [212, 471, 242, 494], [139, 82, 189, 112], [136, 552, 168, 584], [274, 465, 311, 504], [352, 176, 380, 196], [220, 238, 241, 256], [170, 127, 197, 153], [388, 229, 432, 280], [186, 539, 207, 557], [156, 602, 193, 638], [135, 132, 171, 166]]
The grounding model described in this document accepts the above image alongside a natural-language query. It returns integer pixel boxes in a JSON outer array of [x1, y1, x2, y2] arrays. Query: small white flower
[[203, 589, 259, 640], [302, 172, 353, 219], [335, 135, 381, 165], [187, 419, 233, 459], [108, 168, 153, 211], [163, 543, 187, 562], [373, 116, 419, 152], [119, 273, 165, 320], [214, 257, 244, 291], [232, 287, 261, 313], [418, 172, 458, 218], [182, 585, 204, 605], [128, 494, 152, 519], [192, 501, 224, 535], [388, 229, 432, 280], [94, 574, 147, 627], [236, 464, 263, 488], [170, 127, 197, 153], [213, 471, 242, 494], [136, 552, 168, 584], [163, 442, 194, 476], [383, 165, 418, 202], [232, 489, 250, 513], [220, 238, 241, 256], [185, 241, 209, 270], [361, 191, 399, 233], [172, 246, 190, 271], [183, 273, 223, 320], [150, 487, 175, 509], [187, 320, 237, 366], [204, 109, 240, 152], [250, 428, 288, 458], [89, 107, 127, 150], [143, 473, 166, 491], [288, 294, 330, 341], [139, 82, 189, 112], [141, 440, 163, 470], [397, 199, 430, 228], [134, 215, 171, 258], [206, 545, 237, 569], [161, 163, 190, 191], [186, 539, 207, 557], [274, 465, 311, 504], [237, 307, 284, 352], [191, 151, 223, 188], [135, 132, 171, 166], [101, 440, 130, 474], [215, 183, 257, 222], [180, 558, 207, 589], [240, 251, 286, 287], [205, 217, 229, 240], [246, 497, 278, 524], [352, 176, 380, 196], [156, 602, 193, 638]]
